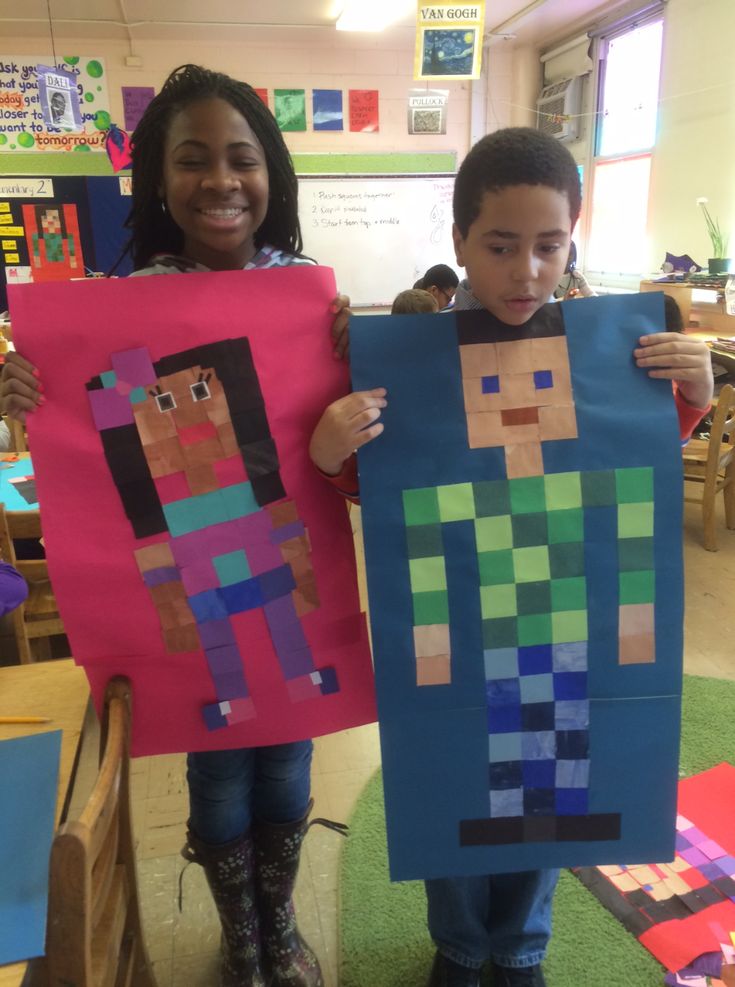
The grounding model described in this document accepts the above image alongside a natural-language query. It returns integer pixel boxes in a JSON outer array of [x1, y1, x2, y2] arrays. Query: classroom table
[[0, 659, 90, 987], [0, 454, 36, 512]]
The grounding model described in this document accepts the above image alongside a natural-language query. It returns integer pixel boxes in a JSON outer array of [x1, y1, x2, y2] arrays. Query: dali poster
[[10, 265, 376, 756], [351, 293, 684, 881]]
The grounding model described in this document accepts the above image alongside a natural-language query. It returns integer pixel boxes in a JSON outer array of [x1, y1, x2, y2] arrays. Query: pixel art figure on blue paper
[[86, 339, 338, 730], [403, 305, 655, 847]]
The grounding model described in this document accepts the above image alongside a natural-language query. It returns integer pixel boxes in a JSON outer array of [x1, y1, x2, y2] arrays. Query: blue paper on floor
[[0, 729, 61, 965]]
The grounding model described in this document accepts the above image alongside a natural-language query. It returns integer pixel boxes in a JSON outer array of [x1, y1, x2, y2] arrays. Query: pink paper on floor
[[10, 265, 376, 755]]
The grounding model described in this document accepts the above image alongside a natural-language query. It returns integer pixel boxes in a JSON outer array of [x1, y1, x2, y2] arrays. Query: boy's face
[[453, 185, 573, 325]]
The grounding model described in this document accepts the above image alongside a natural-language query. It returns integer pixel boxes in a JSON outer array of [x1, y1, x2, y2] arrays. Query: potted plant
[[697, 197, 731, 274]]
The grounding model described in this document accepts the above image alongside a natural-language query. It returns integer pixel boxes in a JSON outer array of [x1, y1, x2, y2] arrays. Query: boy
[[309, 128, 713, 986]]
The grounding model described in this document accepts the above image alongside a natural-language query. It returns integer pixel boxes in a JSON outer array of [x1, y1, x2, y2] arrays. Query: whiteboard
[[298, 176, 460, 307]]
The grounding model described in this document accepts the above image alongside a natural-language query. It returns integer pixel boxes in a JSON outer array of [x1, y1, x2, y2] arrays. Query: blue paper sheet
[[352, 294, 684, 881], [0, 456, 38, 511], [0, 729, 62, 964]]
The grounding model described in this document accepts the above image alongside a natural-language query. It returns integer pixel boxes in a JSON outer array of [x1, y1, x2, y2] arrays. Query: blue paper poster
[[0, 730, 62, 964], [0, 456, 38, 510], [312, 89, 344, 131], [351, 293, 684, 881]]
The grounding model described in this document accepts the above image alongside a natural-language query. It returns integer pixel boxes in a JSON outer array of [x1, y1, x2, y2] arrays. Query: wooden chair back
[[682, 383, 735, 550], [45, 677, 157, 987], [0, 504, 65, 662], [8, 417, 28, 452]]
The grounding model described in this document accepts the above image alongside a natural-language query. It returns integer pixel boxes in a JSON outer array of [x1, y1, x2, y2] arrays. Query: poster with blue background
[[351, 293, 683, 881]]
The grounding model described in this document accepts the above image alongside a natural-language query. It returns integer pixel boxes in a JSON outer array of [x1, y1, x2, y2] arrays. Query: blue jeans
[[187, 740, 313, 845], [425, 869, 559, 970]]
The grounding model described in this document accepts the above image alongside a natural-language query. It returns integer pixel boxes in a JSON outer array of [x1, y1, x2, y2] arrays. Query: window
[[585, 18, 664, 280]]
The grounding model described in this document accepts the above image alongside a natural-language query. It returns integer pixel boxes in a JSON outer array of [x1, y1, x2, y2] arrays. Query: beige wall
[[1, 27, 520, 162], [648, 0, 735, 272]]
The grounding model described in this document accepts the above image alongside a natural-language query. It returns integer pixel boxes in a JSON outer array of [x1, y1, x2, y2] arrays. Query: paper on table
[[0, 730, 61, 965]]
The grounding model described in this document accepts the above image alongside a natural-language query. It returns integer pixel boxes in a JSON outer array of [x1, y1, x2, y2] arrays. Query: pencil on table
[[0, 716, 52, 724]]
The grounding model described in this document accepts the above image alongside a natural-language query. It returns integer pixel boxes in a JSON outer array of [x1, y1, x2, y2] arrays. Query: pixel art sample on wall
[[352, 293, 684, 881], [21, 203, 84, 283], [86, 339, 338, 731]]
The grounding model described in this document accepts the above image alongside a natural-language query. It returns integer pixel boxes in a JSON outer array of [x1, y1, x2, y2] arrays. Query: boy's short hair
[[453, 127, 582, 237], [421, 264, 459, 292], [391, 289, 440, 315]]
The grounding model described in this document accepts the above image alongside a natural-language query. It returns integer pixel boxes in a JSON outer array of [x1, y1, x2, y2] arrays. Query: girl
[[1, 64, 351, 987]]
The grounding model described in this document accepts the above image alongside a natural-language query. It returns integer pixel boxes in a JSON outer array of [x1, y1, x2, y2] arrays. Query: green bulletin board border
[[0, 151, 457, 177]]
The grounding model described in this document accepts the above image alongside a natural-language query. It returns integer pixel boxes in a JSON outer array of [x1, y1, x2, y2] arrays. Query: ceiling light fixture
[[335, 0, 414, 32]]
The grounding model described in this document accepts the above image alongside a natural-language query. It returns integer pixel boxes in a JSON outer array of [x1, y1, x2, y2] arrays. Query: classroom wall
[[647, 0, 735, 273], [0, 28, 516, 168]]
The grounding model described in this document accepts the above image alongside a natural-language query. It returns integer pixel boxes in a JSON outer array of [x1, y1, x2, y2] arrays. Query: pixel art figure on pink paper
[[86, 339, 338, 731], [21, 204, 83, 283]]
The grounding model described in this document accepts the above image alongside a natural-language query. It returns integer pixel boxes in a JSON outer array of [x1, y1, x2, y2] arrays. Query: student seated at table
[[0, 559, 27, 616], [392, 288, 440, 314]]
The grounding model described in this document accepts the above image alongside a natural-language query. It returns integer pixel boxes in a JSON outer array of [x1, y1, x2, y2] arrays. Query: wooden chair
[[8, 416, 28, 452], [0, 505, 66, 662], [682, 383, 735, 551], [45, 676, 157, 987]]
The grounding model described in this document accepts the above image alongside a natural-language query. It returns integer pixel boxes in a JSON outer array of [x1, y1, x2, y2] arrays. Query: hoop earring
[[160, 200, 167, 214]]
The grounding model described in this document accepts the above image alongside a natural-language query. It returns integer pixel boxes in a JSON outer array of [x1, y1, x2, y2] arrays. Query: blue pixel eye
[[481, 375, 500, 394], [533, 370, 553, 389]]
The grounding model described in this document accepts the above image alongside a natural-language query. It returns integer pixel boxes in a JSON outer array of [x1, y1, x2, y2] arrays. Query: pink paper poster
[[10, 266, 376, 755], [122, 86, 155, 131]]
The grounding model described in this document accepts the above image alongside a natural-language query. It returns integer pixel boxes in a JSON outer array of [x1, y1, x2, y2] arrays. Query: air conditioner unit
[[536, 76, 582, 142]]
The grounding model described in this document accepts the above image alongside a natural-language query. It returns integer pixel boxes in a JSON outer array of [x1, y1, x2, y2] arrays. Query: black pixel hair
[[120, 64, 303, 270], [88, 338, 285, 539], [453, 127, 582, 238]]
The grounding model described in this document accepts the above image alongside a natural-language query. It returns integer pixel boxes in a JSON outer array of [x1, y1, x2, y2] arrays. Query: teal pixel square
[[100, 370, 117, 388], [129, 386, 147, 404], [214, 550, 252, 587]]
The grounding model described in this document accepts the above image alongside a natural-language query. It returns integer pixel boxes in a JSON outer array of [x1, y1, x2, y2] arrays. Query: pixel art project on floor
[[352, 293, 684, 881], [575, 763, 735, 982], [9, 265, 376, 756]]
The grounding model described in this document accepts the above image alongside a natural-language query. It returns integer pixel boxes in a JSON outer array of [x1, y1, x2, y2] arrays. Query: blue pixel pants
[[425, 868, 560, 969], [187, 740, 313, 844]]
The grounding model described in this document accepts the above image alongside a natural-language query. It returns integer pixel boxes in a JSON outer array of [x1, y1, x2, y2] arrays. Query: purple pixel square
[[214, 671, 249, 701], [698, 861, 725, 881], [717, 855, 735, 875], [202, 703, 228, 731], [533, 370, 553, 390], [170, 520, 242, 567], [280, 645, 316, 678], [198, 619, 237, 649], [264, 598, 309, 654], [111, 346, 157, 388], [142, 566, 180, 588], [675, 832, 692, 852], [206, 643, 242, 675], [685, 826, 707, 845], [88, 387, 135, 430], [482, 374, 500, 394], [258, 564, 297, 602], [679, 846, 709, 868], [270, 520, 306, 545]]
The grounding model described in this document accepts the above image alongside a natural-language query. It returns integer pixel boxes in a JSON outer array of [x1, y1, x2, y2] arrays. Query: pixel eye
[[190, 380, 211, 402], [481, 375, 500, 394], [155, 391, 177, 413], [533, 370, 553, 390]]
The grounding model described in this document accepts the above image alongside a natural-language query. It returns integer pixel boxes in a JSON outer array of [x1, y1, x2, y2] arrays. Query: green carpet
[[339, 675, 735, 987]]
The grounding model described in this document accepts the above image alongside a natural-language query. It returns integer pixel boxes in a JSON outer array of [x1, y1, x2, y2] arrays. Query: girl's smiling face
[[158, 97, 270, 271]]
